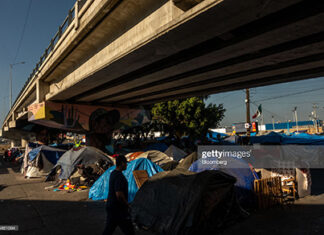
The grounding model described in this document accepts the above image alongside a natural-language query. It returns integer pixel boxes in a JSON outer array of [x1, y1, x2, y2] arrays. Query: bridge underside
[[48, 0, 324, 106], [3, 0, 324, 138]]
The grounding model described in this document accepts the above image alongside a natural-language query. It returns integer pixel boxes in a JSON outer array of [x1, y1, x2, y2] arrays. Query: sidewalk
[[0, 159, 152, 235]]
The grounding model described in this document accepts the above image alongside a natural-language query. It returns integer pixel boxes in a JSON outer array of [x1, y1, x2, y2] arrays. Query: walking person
[[103, 155, 134, 235]]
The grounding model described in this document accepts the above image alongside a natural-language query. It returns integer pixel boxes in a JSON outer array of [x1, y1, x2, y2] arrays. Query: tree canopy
[[151, 96, 225, 139]]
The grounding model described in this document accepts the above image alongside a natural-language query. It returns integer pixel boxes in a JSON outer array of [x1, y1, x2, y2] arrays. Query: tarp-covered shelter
[[47, 146, 113, 180], [250, 132, 324, 145], [25, 145, 66, 178], [126, 150, 174, 167], [189, 157, 257, 206], [283, 132, 324, 145], [131, 169, 245, 234], [21, 142, 41, 175], [249, 132, 284, 144], [164, 145, 187, 161], [176, 152, 197, 170], [89, 158, 163, 201]]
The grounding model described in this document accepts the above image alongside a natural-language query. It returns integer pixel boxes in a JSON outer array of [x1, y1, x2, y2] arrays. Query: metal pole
[[272, 115, 275, 130], [245, 88, 250, 136], [9, 64, 12, 108], [313, 104, 319, 133], [295, 110, 299, 133]]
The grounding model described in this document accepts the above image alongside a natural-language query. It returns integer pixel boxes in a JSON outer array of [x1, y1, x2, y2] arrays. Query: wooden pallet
[[133, 170, 149, 189], [254, 176, 283, 209]]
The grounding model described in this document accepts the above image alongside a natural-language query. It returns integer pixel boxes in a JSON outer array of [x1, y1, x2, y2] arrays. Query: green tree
[[151, 97, 225, 140]]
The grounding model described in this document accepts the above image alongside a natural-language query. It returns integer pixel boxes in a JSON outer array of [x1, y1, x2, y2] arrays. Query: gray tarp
[[137, 150, 173, 166], [164, 145, 187, 161], [47, 146, 113, 180], [131, 169, 245, 234], [126, 150, 178, 170], [176, 152, 197, 170]]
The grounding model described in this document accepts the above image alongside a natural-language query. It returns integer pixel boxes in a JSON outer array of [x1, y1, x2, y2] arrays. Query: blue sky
[[0, 0, 75, 122], [0, 0, 323, 126], [207, 77, 324, 126]]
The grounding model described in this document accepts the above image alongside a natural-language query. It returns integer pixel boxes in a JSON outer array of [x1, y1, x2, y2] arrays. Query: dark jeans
[[103, 207, 134, 235]]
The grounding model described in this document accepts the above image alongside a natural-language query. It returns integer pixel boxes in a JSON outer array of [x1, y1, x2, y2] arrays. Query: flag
[[252, 105, 262, 119]]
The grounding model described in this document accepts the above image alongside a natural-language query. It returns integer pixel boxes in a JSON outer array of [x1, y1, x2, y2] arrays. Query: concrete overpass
[[2, 0, 324, 141]]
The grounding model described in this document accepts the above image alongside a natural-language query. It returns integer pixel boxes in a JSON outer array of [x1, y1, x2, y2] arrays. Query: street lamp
[[9, 61, 25, 108]]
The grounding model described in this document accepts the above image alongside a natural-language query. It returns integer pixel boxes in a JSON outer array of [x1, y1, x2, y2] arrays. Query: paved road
[[1, 157, 324, 235], [0, 158, 153, 235]]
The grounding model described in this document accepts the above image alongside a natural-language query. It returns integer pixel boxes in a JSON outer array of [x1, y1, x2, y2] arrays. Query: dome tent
[[46, 146, 113, 181], [89, 158, 163, 202]]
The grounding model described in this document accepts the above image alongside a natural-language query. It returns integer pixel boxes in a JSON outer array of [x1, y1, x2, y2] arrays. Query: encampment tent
[[164, 145, 187, 161], [283, 133, 324, 145], [176, 152, 197, 170], [131, 169, 245, 234], [126, 150, 176, 169], [25, 145, 66, 178], [47, 146, 113, 181], [189, 157, 257, 206], [21, 142, 41, 175], [89, 158, 163, 201], [249, 132, 284, 144], [250, 132, 324, 145], [138, 150, 174, 165]]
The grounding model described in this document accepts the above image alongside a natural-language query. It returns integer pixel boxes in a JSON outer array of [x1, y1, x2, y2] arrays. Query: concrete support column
[[21, 138, 28, 148], [8, 112, 17, 129], [36, 79, 49, 103], [11, 139, 20, 148]]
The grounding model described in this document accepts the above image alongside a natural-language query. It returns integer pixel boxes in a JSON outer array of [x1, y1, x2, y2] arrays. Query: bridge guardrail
[[11, 0, 88, 110]]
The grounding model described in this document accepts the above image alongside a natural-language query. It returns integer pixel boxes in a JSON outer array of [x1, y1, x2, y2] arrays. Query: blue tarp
[[282, 133, 324, 145], [189, 157, 257, 206], [28, 145, 66, 165], [89, 158, 163, 202], [207, 132, 228, 138], [28, 142, 41, 149], [250, 132, 324, 145], [206, 131, 228, 143], [249, 132, 284, 144]]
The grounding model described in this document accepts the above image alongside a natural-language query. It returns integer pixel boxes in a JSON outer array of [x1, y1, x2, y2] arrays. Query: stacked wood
[[254, 176, 283, 209]]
